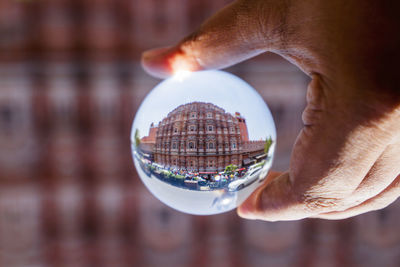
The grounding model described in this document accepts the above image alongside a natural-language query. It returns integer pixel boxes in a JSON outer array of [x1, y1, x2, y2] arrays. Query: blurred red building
[[0, 0, 399, 267]]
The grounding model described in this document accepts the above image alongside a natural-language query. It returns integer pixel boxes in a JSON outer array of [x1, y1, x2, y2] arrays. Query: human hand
[[141, 0, 400, 221]]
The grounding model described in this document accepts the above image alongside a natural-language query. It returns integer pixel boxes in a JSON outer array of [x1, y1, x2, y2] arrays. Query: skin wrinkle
[[302, 74, 326, 126], [303, 196, 342, 212], [334, 130, 381, 180], [230, 1, 286, 56], [302, 177, 353, 203], [255, 0, 292, 51], [233, 2, 260, 49], [301, 109, 323, 127], [309, 131, 399, 216], [293, 112, 386, 211], [354, 143, 400, 194], [315, 174, 400, 219]]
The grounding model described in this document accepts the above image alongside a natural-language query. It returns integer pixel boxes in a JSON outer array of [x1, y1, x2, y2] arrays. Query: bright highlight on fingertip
[[173, 69, 192, 81], [170, 54, 194, 81]]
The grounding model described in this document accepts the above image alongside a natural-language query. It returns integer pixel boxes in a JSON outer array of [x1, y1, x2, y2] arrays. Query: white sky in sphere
[[131, 70, 276, 142]]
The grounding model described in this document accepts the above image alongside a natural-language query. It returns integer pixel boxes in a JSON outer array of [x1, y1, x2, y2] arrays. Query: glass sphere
[[131, 70, 276, 215]]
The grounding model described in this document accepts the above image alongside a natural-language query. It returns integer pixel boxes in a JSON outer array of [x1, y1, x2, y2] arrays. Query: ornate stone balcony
[[206, 149, 216, 154], [186, 149, 197, 156]]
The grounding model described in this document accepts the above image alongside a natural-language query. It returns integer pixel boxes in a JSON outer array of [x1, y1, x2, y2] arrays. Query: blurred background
[[0, 0, 400, 266]]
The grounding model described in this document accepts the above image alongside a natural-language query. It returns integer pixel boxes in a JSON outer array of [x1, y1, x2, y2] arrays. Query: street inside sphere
[[131, 70, 276, 215]]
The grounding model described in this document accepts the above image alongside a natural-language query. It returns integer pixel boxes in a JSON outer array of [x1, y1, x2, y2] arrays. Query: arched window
[[208, 125, 213, 132], [172, 142, 177, 149], [208, 142, 214, 149]]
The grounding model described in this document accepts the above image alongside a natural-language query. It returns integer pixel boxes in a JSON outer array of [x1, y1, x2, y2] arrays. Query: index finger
[[141, 0, 289, 78]]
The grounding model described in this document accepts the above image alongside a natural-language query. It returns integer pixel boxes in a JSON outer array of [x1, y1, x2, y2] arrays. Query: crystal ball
[[131, 70, 276, 215]]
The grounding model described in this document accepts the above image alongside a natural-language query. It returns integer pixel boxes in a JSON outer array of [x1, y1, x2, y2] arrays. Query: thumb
[[236, 75, 397, 222], [141, 0, 287, 78], [237, 172, 302, 221]]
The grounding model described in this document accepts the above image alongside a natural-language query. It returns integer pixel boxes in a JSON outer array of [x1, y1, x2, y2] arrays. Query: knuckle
[[302, 195, 343, 213], [297, 185, 354, 213], [302, 106, 323, 126], [302, 75, 327, 126]]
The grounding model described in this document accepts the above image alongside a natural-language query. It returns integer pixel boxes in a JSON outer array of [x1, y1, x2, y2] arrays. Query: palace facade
[[141, 102, 265, 172]]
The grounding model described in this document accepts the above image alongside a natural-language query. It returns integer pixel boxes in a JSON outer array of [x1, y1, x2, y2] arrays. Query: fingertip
[[141, 47, 173, 79], [237, 197, 259, 220], [141, 45, 204, 79], [236, 171, 302, 222], [237, 175, 272, 220]]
